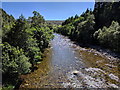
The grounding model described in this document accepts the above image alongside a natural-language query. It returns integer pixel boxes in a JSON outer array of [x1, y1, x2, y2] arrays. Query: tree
[[74, 14, 79, 19], [77, 12, 95, 43], [2, 9, 54, 88], [2, 9, 15, 40], [58, 9, 95, 44], [94, 21, 120, 52], [31, 11, 45, 27], [94, 2, 120, 30], [2, 42, 31, 75]]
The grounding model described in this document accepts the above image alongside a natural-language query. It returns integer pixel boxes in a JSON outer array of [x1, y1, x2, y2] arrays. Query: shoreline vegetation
[[2, 9, 54, 89], [55, 2, 120, 53], [1, 1, 120, 89], [20, 34, 119, 88]]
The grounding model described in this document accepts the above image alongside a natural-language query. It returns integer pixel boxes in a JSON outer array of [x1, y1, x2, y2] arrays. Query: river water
[[20, 33, 120, 88]]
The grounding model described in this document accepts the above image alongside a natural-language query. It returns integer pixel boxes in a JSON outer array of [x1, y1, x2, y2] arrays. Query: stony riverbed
[[20, 33, 120, 88]]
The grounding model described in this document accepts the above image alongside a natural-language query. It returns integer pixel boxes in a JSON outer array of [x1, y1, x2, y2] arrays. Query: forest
[[1, 9, 54, 89], [55, 2, 120, 52], [1, 1, 120, 89]]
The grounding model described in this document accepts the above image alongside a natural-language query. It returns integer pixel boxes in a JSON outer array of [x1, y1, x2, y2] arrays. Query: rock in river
[[72, 70, 80, 76]]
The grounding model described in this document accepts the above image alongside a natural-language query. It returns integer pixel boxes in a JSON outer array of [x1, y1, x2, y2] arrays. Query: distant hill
[[46, 20, 64, 25]]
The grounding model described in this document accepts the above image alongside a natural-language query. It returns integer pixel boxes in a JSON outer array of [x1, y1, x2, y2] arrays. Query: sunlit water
[[20, 33, 120, 88]]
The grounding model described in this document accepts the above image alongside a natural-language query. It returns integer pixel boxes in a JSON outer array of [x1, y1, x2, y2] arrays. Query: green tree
[[94, 21, 120, 52], [1, 8, 15, 40], [2, 9, 54, 89], [57, 9, 95, 44], [2, 42, 31, 88], [30, 11, 45, 27], [76, 12, 95, 43], [94, 2, 120, 30], [2, 42, 31, 75]]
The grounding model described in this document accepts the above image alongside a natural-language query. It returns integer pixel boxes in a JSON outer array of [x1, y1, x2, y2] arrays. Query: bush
[[2, 42, 31, 75], [2, 10, 54, 88], [94, 21, 120, 52], [57, 9, 95, 44]]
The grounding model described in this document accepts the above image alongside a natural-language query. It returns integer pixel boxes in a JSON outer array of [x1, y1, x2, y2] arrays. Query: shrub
[[94, 21, 120, 52], [2, 42, 31, 75]]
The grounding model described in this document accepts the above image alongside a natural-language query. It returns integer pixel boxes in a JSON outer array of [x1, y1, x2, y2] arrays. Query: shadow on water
[[20, 33, 120, 88]]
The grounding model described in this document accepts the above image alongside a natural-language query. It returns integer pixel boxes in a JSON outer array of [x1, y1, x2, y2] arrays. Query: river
[[20, 33, 120, 88]]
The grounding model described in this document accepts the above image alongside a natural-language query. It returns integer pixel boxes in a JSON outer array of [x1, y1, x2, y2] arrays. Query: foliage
[[57, 24, 75, 36], [2, 1, 120, 88], [75, 12, 95, 43], [28, 11, 45, 27], [2, 10, 54, 88], [56, 2, 120, 52], [94, 21, 120, 52], [56, 9, 95, 44], [34, 27, 54, 49], [2, 42, 31, 75], [93, 2, 120, 51], [62, 16, 74, 25], [2, 85, 14, 90], [4, 13, 53, 65], [1, 8, 15, 40], [5, 18, 41, 64], [94, 2, 120, 30]]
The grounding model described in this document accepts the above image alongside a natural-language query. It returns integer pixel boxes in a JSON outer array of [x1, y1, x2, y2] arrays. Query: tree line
[[55, 2, 120, 52], [1, 9, 54, 89], [1, 1, 120, 89]]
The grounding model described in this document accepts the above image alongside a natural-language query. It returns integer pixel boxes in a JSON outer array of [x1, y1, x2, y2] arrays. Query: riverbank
[[19, 33, 120, 88], [71, 42, 120, 66]]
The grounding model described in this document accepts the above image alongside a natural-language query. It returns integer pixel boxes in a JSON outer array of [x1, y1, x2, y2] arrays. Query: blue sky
[[2, 2, 95, 20]]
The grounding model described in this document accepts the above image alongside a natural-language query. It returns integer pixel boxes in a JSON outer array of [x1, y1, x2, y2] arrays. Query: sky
[[2, 2, 95, 20]]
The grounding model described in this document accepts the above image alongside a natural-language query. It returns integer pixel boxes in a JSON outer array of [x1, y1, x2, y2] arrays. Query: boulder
[[73, 70, 79, 76]]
